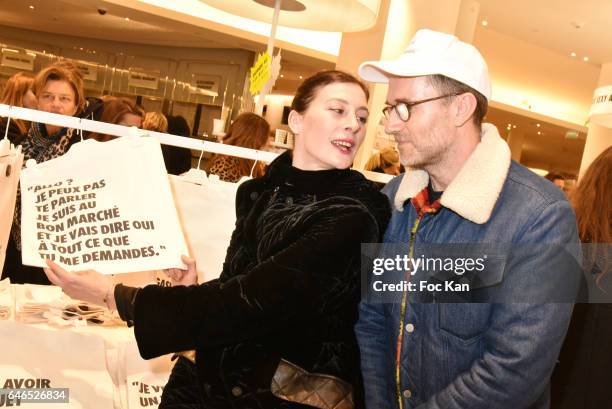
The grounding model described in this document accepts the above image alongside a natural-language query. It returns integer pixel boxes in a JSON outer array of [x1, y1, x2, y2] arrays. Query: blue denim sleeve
[[356, 301, 396, 409], [415, 200, 580, 409]]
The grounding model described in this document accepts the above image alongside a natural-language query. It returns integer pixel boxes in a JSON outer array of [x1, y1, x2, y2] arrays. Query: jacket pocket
[[438, 303, 491, 344]]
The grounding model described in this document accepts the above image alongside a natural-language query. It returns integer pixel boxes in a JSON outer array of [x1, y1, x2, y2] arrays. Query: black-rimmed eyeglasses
[[382, 93, 459, 122]]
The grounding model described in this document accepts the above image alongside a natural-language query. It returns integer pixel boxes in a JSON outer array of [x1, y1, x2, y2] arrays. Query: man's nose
[[384, 114, 404, 134]]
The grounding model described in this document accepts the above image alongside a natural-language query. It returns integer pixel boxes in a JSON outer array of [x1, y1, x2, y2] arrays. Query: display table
[[0, 283, 174, 409]]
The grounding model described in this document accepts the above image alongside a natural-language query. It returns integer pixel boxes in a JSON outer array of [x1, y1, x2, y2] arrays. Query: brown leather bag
[[271, 359, 354, 409]]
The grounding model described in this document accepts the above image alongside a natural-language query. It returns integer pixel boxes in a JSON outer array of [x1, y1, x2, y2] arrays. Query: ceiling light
[[299, 75, 303, 79], [565, 130, 579, 139], [481, 20, 488, 26], [253, 0, 306, 11], [536, 123, 540, 127], [125, 17, 130, 21], [204, 0, 377, 32], [280, 74, 284, 78], [537, 131, 541, 135], [570, 52, 576, 57], [29, 5, 34, 9], [512, 125, 517, 128], [583, 56, 589, 61]]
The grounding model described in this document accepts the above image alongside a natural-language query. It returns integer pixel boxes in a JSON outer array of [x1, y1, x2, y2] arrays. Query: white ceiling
[[0, 0, 605, 175], [484, 106, 586, 175], [0, 0, 332, 86], [477, 0, 612, 66], [1, 0, 610, 76]]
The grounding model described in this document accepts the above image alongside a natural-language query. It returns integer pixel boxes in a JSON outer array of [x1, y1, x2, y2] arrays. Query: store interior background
[[0, 0, 610, 185]]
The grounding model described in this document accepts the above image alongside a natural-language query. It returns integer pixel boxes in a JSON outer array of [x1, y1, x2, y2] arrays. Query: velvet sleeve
[[132, 200, 380, 360], [114, 284, 139, 325]]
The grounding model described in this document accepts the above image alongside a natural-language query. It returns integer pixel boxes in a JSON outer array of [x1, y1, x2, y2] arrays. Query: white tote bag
[[164, 174, 239, 284], [117, 340, 173, 409], [0, 142, 23, 272], [0, 320, 115, 408], [19, 137, 188, 274]]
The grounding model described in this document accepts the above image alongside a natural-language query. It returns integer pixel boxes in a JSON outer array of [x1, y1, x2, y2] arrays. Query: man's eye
[[357, 116, 368, 124]]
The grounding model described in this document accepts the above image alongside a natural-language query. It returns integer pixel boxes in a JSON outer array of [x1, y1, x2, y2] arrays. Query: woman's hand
[[164, 255, 198, 286], [43, 260, 116, 309]]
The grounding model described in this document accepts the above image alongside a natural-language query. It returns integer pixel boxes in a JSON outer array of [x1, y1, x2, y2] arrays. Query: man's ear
[[288, 110, 302, 135], [453, 93, 477, 127]]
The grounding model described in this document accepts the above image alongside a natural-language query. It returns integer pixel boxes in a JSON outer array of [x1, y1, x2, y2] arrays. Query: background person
[[545, 172, 566, 190], [205, 112, 270, 182], [552, 146, 611, 409], [142, 112, 193, 176], [364, 146, 401, 176], [0, 72, 36, 145], [141, 111, 167, 133], [1, 63, 86, 285], [88, 96, 144, 141]]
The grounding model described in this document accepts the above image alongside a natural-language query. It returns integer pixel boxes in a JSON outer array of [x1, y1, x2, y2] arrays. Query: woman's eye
[[330, 108, 344, 114], [357, 116, 368, 124]]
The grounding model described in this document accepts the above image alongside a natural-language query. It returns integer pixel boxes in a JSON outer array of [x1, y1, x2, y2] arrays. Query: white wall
[[474, 26, 600, 126], [263, 94, 293, 131]]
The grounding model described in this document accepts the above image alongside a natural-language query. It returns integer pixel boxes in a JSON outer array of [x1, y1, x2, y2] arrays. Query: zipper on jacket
[[395, 215, 422, 409]]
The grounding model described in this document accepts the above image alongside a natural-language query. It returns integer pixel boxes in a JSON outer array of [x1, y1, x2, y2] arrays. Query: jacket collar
[[394, 123, 511, 224]]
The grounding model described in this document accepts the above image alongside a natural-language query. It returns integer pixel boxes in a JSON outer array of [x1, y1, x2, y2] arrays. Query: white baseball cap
[[359, 29, 491, 100]]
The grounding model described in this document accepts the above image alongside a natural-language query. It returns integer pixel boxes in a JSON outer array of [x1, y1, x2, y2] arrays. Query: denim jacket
[[356, 124, 580, 409]]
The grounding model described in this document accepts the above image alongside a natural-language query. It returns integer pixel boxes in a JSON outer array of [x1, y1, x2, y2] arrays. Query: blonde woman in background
[[142, 111, 168, 133], [364, 146, 401, 176], [142, 111, 193, 175], [0, 72, 36, 145]]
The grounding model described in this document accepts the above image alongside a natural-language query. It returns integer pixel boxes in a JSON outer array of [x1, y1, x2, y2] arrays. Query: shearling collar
[[393, 123, 511, 224]]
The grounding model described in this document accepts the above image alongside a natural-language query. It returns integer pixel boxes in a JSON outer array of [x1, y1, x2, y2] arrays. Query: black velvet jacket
[[118, 151, 391, 408]]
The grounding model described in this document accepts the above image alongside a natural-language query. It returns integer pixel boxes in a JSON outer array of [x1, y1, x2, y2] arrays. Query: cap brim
[[358, 59, 442, 83]]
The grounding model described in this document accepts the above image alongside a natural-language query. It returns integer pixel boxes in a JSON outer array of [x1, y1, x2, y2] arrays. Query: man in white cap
[[356, 29, 580, 409]]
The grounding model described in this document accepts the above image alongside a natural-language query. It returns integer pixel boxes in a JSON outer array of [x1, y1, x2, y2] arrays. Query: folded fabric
[[0, 278, 11, 320], [14, 284, 63, 323]]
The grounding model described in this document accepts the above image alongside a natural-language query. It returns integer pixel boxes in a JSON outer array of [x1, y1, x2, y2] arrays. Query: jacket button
[[231, 386, 243, 397], [405, 323, 415, 333], [403, 389, 412, 398], [285, 196, 293, 205], [249, 192, 259, 201]]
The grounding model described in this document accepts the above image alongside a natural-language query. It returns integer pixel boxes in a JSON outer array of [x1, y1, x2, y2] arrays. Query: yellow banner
[[249, 53, 272, 95]]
